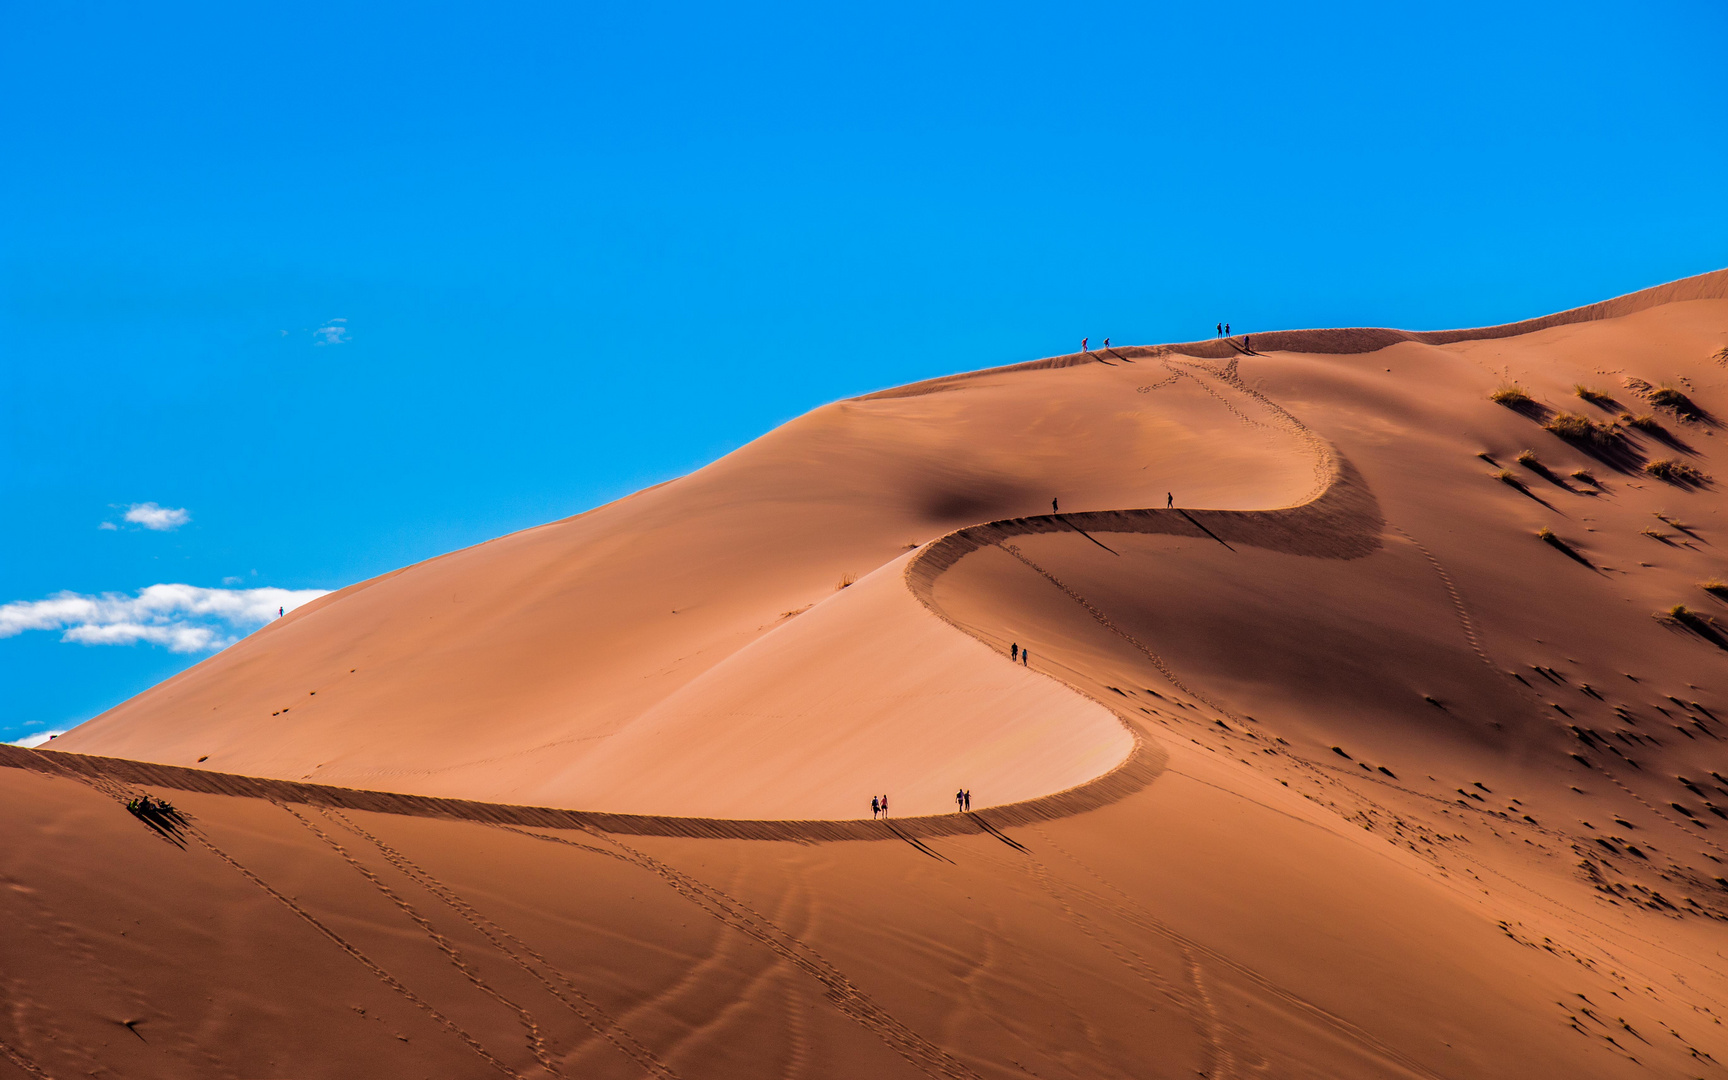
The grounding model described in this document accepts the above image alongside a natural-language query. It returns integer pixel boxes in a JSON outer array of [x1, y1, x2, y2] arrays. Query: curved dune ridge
[[9, 268, 1728, 1079]]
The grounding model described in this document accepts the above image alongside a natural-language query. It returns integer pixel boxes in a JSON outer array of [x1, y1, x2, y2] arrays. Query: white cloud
[[122, 502, 190, 530], [0, 584, 328, 654], [313, 318, 349, 346], [98, 521, 118, 530], [7, 729, 66, 748]]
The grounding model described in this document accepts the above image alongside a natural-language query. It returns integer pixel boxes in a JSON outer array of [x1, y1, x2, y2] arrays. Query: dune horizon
[[8, 267, 1728, 1078]]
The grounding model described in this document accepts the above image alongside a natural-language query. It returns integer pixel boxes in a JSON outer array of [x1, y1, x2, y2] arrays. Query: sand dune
[[6, 268, 1728, 1077]]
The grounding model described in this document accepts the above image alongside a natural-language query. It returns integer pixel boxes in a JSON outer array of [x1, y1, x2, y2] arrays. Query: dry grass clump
[[1648, 384, 1703, 420], [1495, 468, 1521, 488], [1663, 604, 1713, 631], [1490, 383, 1535, 408], [1699, 580, 1728, 600], [1543, 410, 1620, 447], [1570, 468, 1598, 485], [1645, 459, 1709, 486], [1621, 412, 1665, 433], [1574, 385, 1616, 407], [836, 572, 856, 590], [1515, 449, 1540, 468]]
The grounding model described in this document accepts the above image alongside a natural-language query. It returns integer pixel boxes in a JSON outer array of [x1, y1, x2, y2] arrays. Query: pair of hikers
[[871, 794, 890, 819], [1216, 322, 1231, 337], [1080, 337, 1112, 353], [954, 789, 972, 812], [1011, 642, 1030, 666]]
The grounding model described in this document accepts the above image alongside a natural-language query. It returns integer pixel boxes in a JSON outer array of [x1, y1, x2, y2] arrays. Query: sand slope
[[7, 267, 1728, 1077]]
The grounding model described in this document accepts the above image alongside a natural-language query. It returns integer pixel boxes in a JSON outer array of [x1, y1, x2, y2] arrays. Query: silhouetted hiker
[[964, 790, 971, 811], [1166, 492, 1173, 509], [881, 794, 889, 817], [1052, 497, 1059, 513], [278, 607, 284, 618], [1022, 649, 1029, 666], [1243, 334, 1251, 353], [956, 789, 965, 813], [1103, 338, 1110, 349], [871, 795, 880, 819], [1216, 322, 1222, 337], [1225, 322, 1231, 336], [1081, 337, 1088, 353], [1011, 642, 1019, 662]]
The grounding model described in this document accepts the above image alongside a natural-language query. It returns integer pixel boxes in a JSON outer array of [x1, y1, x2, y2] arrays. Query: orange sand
[[5, 268, 1728, 1077]]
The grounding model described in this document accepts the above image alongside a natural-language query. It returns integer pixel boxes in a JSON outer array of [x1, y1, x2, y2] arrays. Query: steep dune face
[[56, 361, 1315, 814], [11, 271, 1728, 1079]]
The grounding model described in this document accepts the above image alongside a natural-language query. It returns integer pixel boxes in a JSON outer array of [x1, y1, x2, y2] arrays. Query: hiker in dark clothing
[[872, 796, 880, 819], [1052, 497, 1059, 513], [956, 789, 965, 813], [1166, 492, 1173, 509], [964, 790, 971, 811], [1022, 649, 1029, 666], [881, 794, 889, 817], [1225, 323, 1230, 336], [1081, 337, 1088, 353], [1244, 334, 1251, 353], [1216, 322, 1221, 337], [1011, 643, 1019, 662], [1102, 338, 1110, 349]]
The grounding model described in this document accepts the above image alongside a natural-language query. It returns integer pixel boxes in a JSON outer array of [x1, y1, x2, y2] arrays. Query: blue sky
[[4, 1, 1725, 744]]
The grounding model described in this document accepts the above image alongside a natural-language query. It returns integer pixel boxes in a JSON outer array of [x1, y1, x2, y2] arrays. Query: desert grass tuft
[[1621, 412, 1664, 434], [1645, 459, 1709, 486], [1648, 384, 1704, 420], [1575, 385, 1616, 408], [1495, 468, 1523, 489], [1661, 604, 1718, 636], [1490, 383, 1535, 408], [1699, 580, 1728, 601], [1570, 468, 1599, 485], [1537, 526, 1592, 566], [835, 572, 856, 590], [1543, 410, 1621, 447]]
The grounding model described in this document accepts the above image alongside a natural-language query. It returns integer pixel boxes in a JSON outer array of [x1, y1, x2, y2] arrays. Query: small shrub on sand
[[1515, 449, 1540, 468], [1490, 384, 1535, 408], [1621, 412, 1665, 434], [1544, 410, 1620, 447], [836, 572, 856, 590], [1575, 385, 1616, 407], [1645, 459, 1709, 486], [1662, 605, 1715, 633], [1699, 581, 1728, 600], [1570, 468, 1599, 485], [1495, 468, 1521, 487], [1537, 526, 1558, 543], [1648, 384, 1703, 420]]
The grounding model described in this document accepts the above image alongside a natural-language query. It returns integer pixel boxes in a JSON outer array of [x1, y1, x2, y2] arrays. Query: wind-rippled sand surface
[[7, 269, 1728, 1077]]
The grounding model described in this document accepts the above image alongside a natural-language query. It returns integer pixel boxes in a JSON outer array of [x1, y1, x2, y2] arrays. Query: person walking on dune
[[1166, 492, 1173, 509], [1052, 497, 1059, 513], [1011, 643, 1019, 662], [956, 789, 965, 813], [1022, 648, 1029, 667], [1244, 334, 1251, 353], [1216, 322, 1221, 337], [1081, 337, 1088, 353], [1225, 322, 1231, 336], [881, 794, 889, 817], [1103, 338, 1110, 349], [871, 795, 880, 819], [964, 790, 971, 811]]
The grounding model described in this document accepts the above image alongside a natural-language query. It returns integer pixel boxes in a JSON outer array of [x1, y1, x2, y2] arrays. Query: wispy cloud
[[120, 502, 190, 530], [313, 317, 349, 346], [0, 584, 328, 654], [7, 729, 66, 748]]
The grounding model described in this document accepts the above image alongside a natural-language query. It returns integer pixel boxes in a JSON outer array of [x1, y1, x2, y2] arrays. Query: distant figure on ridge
[[881, 794, 889, 817], [1081, 337, 1088, 353], [1244, 334, 1251, 353], [1052, 497, 1059, 513], [1103, 338, 1110, 349], [1011, 643, 1019, 662], [964, 790, 971, 811], [1022, 649, 1029, 667], [1166, 492, 1174, 509], [1216, 322, 1222, 337], [871, 795, 880, 819], [955, 789, 965, 813], [1225, 322, 1231, 336], [278, 607, 284, 618]]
